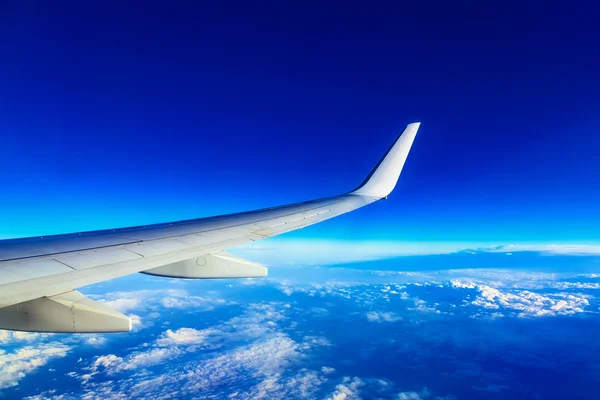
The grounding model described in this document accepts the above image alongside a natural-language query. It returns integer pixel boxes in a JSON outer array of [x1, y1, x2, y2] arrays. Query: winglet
[[351, 122, 420, 198]]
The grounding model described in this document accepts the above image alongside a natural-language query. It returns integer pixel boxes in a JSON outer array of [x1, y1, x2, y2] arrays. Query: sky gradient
[[1, 4, 600, 400], [1, 2, 598, 247]]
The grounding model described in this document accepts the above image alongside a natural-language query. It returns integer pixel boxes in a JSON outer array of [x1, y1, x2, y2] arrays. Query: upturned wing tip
[[351, 122, 420, 198]]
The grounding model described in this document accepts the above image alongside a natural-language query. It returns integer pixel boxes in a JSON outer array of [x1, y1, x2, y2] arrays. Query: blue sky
[[3, 5, 600, 399], [1, 2, 599, 248]]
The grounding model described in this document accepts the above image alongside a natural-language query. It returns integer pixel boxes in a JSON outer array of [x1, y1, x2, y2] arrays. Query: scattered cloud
[[83, 335, 107, 346], [450, 280, 591, 317], [301, 336, 333, 348], [155, 327, 216, 346], [326, 378, 447, 400], [0, 342, 72, 389], [398, 387, 433, 400], [5, 259, 600, 399], [550, 281, 600, 290], [0, 331, 52, 345], [475, 244, 600, 256], [96, 288, 232, 314], [322, 366, 336, 374], [78, 333, 327, 399], [160, 295, 230, 310], [409, 299, 445, 314], [327, 376, 365, 400], [366, 311, 402, 323], [99, 297, 141, 313]]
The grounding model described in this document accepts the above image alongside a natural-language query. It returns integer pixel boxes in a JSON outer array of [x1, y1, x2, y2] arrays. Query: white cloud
[[0, 330, 53, 345], [129, 314, 144, 331], [83, 347, 183, 383], [123, 347, 182, 370], [55, 299, 341, 399], [450, 280, 477, 289], [155, 327, 216, 346], [0, 342, 72, 389], [160, 295, 230, 310], [93, 354, 123, 370], [327, 376, 365, 400], [325, 378, 443, 400], [84, 335, 107, 346], [366, 311, 402, 323], [247, 368, 328, 400], [99, 297, 141, 313], [409, 299, 444, 314], [551, 282, 600, 290], [310, 307, 330, 316], [77, 302, 293, 383], [301, 336, 333, 349], [7, 265, 597, 399], [89, 288, 231, 334], [85, 334, 319, 399], [322, 366, 336, 374], [95, 288, 231, 314], [451, 281, 591, 317], [398, 387, 431, 400], [473, 244, 600, 256], [271, 280, 372, 302]]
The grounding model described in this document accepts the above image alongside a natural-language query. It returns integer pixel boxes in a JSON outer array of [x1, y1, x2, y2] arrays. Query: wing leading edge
[[0, 122, 420, 333]]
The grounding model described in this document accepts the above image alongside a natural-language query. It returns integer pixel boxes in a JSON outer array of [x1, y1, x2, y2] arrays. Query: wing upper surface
[[0, 195, 376, 308]]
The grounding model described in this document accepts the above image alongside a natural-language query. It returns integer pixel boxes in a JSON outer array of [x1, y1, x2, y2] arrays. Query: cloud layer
[[2, 257, 599, 399]]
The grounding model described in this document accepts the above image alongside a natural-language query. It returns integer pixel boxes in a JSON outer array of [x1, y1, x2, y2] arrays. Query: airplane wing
[[0, 122, 420, 333]]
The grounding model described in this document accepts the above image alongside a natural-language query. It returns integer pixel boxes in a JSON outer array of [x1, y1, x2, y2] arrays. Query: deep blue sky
[[1, 1, 598, 243]]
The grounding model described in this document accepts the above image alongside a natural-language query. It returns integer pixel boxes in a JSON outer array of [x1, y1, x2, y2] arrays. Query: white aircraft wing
[[0, 123, 420, 333]]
